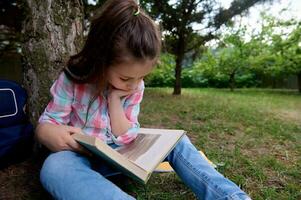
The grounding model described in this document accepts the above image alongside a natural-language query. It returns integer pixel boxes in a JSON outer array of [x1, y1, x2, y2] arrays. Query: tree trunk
[[297, 71, 301, 93], [229, 72, 235, 92], [173, 54, 184, 95], [173, 35, 185, 95], [21, 0, 84, 124]]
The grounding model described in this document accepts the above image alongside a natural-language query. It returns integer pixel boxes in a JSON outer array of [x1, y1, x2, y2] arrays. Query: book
[[72, 128, 185, 184]]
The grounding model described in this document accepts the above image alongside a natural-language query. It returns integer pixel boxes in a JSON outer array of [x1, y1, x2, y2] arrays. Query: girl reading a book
[[36, 0, 251, 199]]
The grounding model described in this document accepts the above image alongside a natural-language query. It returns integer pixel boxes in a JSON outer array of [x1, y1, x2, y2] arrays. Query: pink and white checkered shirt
[[39, 72, 144, 145]]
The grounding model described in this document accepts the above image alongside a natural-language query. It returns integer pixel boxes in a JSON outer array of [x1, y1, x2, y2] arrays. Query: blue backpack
[[0, 80, 34, 169]]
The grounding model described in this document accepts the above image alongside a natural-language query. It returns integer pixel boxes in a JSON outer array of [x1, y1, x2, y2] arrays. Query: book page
[[115, 130, 184, 172], [116, 134, 161, 161]]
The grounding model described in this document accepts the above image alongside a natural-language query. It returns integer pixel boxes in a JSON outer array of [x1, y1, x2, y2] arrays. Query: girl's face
[[107, 59, 154, 91]]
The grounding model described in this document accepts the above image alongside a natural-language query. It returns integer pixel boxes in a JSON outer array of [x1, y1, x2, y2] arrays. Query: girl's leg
[[166, 135, 252, 200], [40, 151, 135, 200]]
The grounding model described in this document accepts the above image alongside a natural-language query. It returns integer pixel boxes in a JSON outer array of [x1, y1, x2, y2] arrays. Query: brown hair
[[64, 0, 161, 93], [64, 0, 161, 128]]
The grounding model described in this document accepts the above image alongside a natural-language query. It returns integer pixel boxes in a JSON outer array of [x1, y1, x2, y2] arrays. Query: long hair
[[64, 0, 161, 93], [63, 0, 161, 127]]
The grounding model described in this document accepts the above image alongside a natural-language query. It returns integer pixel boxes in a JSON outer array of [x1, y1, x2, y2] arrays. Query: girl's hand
[[35, 123, 91, 156], [108, 87, 138, 99]]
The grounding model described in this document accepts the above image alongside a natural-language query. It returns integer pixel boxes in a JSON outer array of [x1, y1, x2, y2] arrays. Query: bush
[[144, 53, 175, 87], [182, 69, 209, 88], [235, 73, 260, 88], [145, 53, 261, 88]]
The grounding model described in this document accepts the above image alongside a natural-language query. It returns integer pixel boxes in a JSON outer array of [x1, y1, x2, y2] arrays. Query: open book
[[72, 128, 185, 184]]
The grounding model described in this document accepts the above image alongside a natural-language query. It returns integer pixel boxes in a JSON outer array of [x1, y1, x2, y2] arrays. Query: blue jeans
[[40, 135, 251, 200]]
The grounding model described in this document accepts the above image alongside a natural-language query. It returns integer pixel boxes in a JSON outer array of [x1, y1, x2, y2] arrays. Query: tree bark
[[173, 35, 185, 95], [229, 72, 236, 92], [21, 0, 84, 124], [297, 71, 301, 93], [173, 53, 184, 95]]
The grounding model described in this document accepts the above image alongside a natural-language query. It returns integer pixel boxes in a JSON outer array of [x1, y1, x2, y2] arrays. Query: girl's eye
[[120, 78, 130, 81]]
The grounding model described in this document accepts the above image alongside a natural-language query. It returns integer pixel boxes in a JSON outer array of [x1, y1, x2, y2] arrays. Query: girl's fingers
[[66, 136, 81, 149], [62, 125, 92, 156], [64, 126, 85, 151], [119, 89, 138, 97], [109, 87, 138, 98], [65, 134, 92, 156], [67, 126, 83, 134]]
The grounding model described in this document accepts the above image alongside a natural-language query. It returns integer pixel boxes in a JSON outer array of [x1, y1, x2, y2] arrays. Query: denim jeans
[[40, 135, 251, 200]]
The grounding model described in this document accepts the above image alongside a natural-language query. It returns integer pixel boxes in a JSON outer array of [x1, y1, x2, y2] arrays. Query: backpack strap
[[0, 80, 28, 127]]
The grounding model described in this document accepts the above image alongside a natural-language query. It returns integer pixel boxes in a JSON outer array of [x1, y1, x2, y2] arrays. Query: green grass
[[1, 88, 300, 199], [125, 88, 301, 200]]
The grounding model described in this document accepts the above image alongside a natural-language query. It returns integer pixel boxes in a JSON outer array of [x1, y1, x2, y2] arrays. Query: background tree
[[192, 29, 253, 91], [249, 15, 301, 92], [144, 53, 176, 87], [285, 23, 301, 92], [140, 0, 273, 95], [21, 0, 85, 123], [268, 21, 301, 92], [216, 28, 251, 91]]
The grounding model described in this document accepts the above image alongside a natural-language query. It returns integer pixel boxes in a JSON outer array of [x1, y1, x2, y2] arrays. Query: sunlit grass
[[124, 88, 301, 200]]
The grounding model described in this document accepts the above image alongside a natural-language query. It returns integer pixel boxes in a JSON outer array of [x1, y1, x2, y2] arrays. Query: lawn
[[1, 88, 300, 200]]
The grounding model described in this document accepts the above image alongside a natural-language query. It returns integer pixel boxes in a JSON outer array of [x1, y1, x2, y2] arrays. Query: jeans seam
[[173, 148, 226, 198]]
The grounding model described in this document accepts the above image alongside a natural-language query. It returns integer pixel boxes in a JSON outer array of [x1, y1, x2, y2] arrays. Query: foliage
[[249, 15, 301, 76], [145, 14, 301, 91], [141, 0, 270, 94], [182, 69, 209, 88], [145, 51, 258, 88], [144, 53, 175, 87], [247, 14, 301, 91]]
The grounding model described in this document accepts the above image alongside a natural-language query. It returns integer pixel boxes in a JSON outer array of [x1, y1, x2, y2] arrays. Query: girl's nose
[[127, 84, 137, 90], [127, 81, 138, 90]]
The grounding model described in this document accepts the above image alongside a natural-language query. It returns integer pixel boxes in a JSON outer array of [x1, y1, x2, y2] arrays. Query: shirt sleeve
[[38, 72, 74, 125], [110, 81, 144, 145]]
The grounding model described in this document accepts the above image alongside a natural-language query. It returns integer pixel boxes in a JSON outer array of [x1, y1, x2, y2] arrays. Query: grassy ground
[[0, 88, 300, 200]]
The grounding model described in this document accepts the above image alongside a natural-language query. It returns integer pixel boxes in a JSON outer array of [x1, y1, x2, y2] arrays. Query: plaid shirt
[[39, 72, 144, 145]]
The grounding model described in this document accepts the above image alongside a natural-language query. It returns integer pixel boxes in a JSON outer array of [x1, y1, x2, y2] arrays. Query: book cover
[[72, 128, 185, 184]]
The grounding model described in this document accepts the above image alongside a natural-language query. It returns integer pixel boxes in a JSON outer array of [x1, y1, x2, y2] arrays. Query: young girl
[[36, 0, 252, 199]]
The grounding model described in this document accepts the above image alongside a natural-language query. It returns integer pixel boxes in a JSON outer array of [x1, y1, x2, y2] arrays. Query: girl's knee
[[166, 135, 196, 161], [40, 151, 85, 184], [40, 151, 66, 180], [176, 135, 193, 149]]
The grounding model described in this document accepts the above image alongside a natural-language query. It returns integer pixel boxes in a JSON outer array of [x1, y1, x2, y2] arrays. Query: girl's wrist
[[108, 93, 121, 104]]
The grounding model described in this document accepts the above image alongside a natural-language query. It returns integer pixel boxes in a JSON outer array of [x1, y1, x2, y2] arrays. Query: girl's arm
[[36, 73, 90, 155], [35, 123, 88, 154], [108, 85, 144, 145], [108, 89, 136, 136]]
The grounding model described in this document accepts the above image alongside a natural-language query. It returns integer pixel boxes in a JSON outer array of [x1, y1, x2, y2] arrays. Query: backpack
[[0, 79, 34, 169]]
